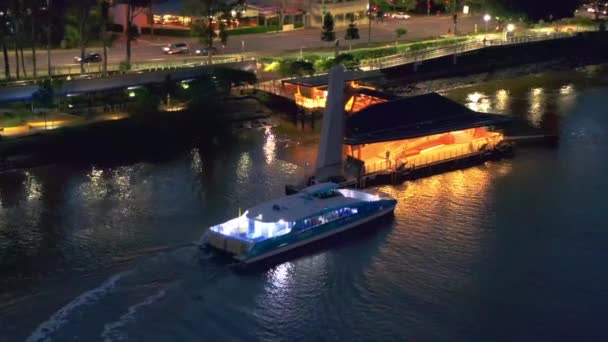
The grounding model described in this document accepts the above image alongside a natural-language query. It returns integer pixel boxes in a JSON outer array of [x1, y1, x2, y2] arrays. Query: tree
[[10, 0, 25, 79], [333, 53, 359, 70], [211, 67, 256, 94], [116, 0, 151, 69], [73, 0, 97, 74], [491, 0, 579, 21], [25, 0, 41, 79], [186, 0, 226, 64], [321, 12, 335, 42], [278, 59, 314, 78], [394, 0, 416, 11], [44, 0, 52, 78], [100, 0, 110, 76], [191, 21, 217, 63], [218, 20, 228, 48], [344, 16, 360, 50], [395, 27, 407, 45], [32, 79, 56, 130], [0, 7, 12, 80]]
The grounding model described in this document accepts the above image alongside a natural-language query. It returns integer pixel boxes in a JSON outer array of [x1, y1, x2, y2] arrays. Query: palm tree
[[186, 0, 232, 64], [43, 0, 51, 78], [26, 0, 39, 78], [100, 0, 110, 76], [75, 0, 95, 74], [0, 7, 11, 79], [119, 0, 152, 69]]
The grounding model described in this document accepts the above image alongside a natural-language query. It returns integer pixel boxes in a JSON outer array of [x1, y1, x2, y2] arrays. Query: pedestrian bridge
[[359, 31, 585, 71], [0, 59, 256, 103]]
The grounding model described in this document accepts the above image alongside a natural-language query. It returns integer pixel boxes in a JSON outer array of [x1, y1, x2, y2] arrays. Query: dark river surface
[[2, 65, 608, 341]]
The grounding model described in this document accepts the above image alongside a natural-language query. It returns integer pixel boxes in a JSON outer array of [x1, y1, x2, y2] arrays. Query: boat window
[[298, 207, 359, 231], [314, 190, 343, 199], [209, 215, 293, 241]]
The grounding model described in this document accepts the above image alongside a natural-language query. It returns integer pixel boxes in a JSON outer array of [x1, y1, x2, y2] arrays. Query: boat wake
[[25, 244, 227, 341], [26, 271, 132, 342], [101, 285, 172, 342]]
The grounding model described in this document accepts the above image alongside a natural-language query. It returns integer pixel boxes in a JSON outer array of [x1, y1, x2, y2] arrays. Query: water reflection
[[236, 153, 251, 183], [495, 89, 510, 113], [560, 84, 574, 95], [81, 167, 108, 201], [264, 127, 276, 164], [191, 148, 203, 174], [528, 88, 545, 127], [466, 92, 491, 113], [24, 171, 42, 201]]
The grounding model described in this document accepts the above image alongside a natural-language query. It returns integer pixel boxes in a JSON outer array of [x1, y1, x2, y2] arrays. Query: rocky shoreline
[[384, 59, 608, 97]]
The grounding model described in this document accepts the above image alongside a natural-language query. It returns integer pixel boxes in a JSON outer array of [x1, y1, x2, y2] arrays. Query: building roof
[[151, 0, 184, 14], [282, 70, 383, 88], [344, 92, 512, 144], [244, 187, 373, 223]]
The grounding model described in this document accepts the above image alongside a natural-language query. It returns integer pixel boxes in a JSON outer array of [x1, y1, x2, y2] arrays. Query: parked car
[[391, 12, 411, 19], [194, 47, 218, 56], [74, 52, 102, 63], [162, 42, 189, 54]]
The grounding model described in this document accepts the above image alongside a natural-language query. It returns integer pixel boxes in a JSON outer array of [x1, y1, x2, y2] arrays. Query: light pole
[[483, 14, 491, 34], [504, 24, 514, 41], [367, 3, 371, 44]]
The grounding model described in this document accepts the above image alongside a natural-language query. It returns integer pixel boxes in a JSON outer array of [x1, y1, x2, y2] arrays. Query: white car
[[391, 12, 411, 19], [162, 42, 190, 54]]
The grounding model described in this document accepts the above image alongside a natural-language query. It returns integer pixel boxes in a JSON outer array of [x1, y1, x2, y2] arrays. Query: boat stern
[[204, 230, 254, 258]]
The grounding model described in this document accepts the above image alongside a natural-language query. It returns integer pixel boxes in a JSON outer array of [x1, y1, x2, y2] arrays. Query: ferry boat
[[201, 183, 397, 264]]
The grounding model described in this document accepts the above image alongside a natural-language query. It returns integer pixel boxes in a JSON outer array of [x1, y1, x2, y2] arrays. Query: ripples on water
[[3, 66, 608, 341]]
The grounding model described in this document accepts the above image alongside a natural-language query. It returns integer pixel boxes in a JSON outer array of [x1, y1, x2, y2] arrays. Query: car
[[194, 47, 218, 56], [162, 42, 189, 54], [391, 12, 411, 19], [74, 52, 102, 63]]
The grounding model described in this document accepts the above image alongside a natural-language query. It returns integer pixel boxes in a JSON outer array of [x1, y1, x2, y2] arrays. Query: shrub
[[350, 46, 398, 60], [314, 57, 334, 73], [127, 87, 161, 117], [278, 59, 315, 77], [140, 26, 281, 37], [119, 61, 131, 72], [334, 53, 359, 70], [229, 25, 280, 35], [140, 27, 191, 36]]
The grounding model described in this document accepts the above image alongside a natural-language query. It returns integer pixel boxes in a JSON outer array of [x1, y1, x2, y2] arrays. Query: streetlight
[[503, 24, 515, 41], [483, 14, 491, 34], [367, 3, 371, 44]]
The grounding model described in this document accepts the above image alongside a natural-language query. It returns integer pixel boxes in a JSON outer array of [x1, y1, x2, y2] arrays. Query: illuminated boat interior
[[208, 183, 387, 243]]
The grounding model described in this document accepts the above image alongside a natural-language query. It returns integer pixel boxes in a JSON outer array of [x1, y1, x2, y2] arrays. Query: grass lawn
[[0, 111, 38, 128]]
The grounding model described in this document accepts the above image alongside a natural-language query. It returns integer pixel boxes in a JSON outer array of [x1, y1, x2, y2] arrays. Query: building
[[281, 71, 389, 112], [110, 0, 367, 31], [110, 0, 263, 32], [344, 93, 511, 175], [306, 0, 369, 28]]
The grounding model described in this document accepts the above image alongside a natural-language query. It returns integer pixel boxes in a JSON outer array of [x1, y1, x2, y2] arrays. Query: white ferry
[[201, 183, 397, 264]]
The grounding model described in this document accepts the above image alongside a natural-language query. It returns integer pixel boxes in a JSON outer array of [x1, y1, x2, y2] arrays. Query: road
[[1, 14, 487, 77]]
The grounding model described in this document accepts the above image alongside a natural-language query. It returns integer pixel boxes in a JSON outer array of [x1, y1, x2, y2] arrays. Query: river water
[[2, 65, 608, 341]]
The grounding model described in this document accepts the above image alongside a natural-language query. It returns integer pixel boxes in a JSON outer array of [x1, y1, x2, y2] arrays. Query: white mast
[[315, 65, 346, 181]]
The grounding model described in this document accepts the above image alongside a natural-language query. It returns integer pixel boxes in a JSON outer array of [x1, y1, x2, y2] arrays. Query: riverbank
[[0, 96, 272, 172], [385, 60, 608, 97]]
